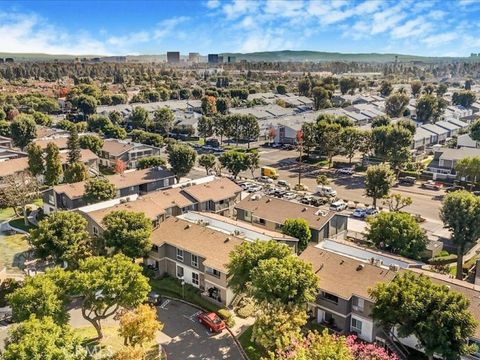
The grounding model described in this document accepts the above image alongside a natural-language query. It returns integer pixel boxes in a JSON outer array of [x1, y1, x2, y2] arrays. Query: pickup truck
[[421, 180, 442, 190]]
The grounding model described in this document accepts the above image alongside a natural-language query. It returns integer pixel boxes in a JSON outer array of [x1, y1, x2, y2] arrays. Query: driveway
[[157, 299, 244, 360]]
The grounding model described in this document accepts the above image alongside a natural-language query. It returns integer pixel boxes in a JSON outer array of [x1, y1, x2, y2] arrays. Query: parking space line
[[159, 299, 170, 310]]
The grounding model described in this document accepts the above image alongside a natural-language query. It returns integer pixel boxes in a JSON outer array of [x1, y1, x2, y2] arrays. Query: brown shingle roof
[[182, 177, 241, 202], [102, 139, 134, 156], [299, 246, 397, 300], [35, 138, 69, 150], [235, 195, 339, 231], [151, 217, 244, 272]]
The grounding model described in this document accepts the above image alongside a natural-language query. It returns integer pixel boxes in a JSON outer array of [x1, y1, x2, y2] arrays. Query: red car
[[197, 312, 226, 333]]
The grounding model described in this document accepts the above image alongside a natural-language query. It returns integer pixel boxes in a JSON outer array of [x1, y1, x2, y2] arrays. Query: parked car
[[197, 312, 226, 333], [283, 192, 297, 200], [473, 191, 480, 196], [352, 208, 367, 218], [365, 207, 379, 216], [316, 185, 337, 197], [311, 196, 328, 206], [277, 180, 291, 189], [445, 185, 465, 193], [282, 144, 296, 150], [258, 176, 274, 184], [146, 292, 162, 306], [336, 167, 354, 175], [330, 200, 347, 212], [247, 185, 263, 193], [421, 180, 442, 190], [398, 176, 416, 185]]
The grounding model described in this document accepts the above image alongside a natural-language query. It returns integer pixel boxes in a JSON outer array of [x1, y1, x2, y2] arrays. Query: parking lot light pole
[[180, 277, 185, 299], [296, 130, 303, 187]]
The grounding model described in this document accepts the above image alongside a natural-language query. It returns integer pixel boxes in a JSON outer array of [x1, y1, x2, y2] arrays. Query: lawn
[[75, 325, 159, 359], [0, 208, 15, 222], [238, 326, 264, 360], [149, 276, 221, 313], [0, 233, 31, 272], [9, 218, 35, 232]]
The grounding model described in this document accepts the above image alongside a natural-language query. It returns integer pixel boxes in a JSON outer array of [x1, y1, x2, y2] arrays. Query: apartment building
[[99, 139, 161, 169], [43, 167, 175, 213], [148, 217, 243, 306], [235, 195, 348, 243]]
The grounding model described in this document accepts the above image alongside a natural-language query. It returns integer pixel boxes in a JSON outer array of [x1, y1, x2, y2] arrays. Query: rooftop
[[181, 177, 241, 203]]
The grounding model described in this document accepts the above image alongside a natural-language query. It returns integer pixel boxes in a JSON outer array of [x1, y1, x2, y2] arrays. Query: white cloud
[[265, 0, 305, 17], [240, 28, 293, 52], [107, 31, 150, 47], [153, 16, 189, 39], [222, 0, 259, 20], [391, 18, 432, 39], [206, 0, 220, 9], [422, 32, 458, 47]]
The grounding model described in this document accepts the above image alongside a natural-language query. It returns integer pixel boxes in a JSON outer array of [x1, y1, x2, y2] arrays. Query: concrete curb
[[160, 295, 249, 360]]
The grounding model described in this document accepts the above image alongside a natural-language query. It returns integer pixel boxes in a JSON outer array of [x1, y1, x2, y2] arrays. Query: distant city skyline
[[1, 0, 480, 57]]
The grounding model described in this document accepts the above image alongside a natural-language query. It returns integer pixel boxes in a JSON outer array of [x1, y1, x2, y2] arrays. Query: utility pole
[[296, 130, 303, 188]]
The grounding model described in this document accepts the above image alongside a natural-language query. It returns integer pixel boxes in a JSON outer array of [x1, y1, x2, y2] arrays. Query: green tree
[[118, 304, 163, 347], [31, 211, 92, 267], [250, 256, 319, 306], [7, 271, 69, 324], [67, 126, 81, 165], [129, 106, 151, 130], [0, 173, 39, 224], [370, 272, 477, 360], [227, 240, 291, 294], [385, 93, 409, 117], [470, 119, 480, 142], [316, 120, 342, 167], [198, 153, 217, 175], [452, 91, 477, 108], [0, 120, 11, 137], [410, 80, 422, 97], [282, 218, 311, 252], [311, 86, 331, 110], [201, 95, 217, 115], [216, 97, 229, 114], [371, 115, 391, 128], [455, 157, 480, 185], [365, 164, 396, 207], [382, 193, 413, 212], [276, 84, 287, 94], [416, 94, 437, 123], [240, 114, 260, 148], [84, 177, 117, 203], [437, 83, 448, 97], [298, 78, 311, 96], [103, 210, 153, 259], [197, 116, 214, 141], [130, 129, 163, 148], [2, 315, 88, 360], [167, 143, 197, 180], [10, 114, 37, 149], [246, 151, 260, 178], [340, 127, 364, 163], [45, 143, 63, 186], [26, 142, 44, 176], [79, 134, 104, 155], [76, 94, 97, 116], [32, 111, 52, 126], [379, 81, 393, 97], [366, 211, 427, 259], [316, 174, 330, 185], [64, 162, 88, 183], [441, 191, 480, 280], [136, 156, 166, 169], [153, 108, 174, 134], [219, 150, 249, 178], [73, 254, 151, 339]]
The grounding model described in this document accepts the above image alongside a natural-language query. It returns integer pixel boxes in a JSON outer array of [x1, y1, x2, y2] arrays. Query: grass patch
[[0, 208, 15, 222], [238, 326, 264, 360], [9, 218, 35, 232], [149, 276, 221, 313], [0, 233, 30, 271]]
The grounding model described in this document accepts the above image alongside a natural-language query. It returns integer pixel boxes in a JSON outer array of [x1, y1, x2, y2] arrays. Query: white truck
[[316, 185, 337, 197]]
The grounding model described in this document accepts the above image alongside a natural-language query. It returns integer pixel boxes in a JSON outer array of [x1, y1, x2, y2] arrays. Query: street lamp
[[180, 276, 185, 299]]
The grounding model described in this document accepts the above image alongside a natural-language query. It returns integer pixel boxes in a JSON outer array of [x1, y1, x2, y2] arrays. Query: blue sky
[[1, 0, 480, 56]]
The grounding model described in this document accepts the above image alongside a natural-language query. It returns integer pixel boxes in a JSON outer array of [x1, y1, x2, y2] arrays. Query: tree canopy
[[365, 164, 396, 207], [167, 143, 197, 179], [282, 218, 311, 252], [84, 177, 117, 204]]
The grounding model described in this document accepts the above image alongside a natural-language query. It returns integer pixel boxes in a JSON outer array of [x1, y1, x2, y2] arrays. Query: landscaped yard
[[9, 218, 35, 232], [149, 276, 221, 313], [238, 326, 264, 360], [0, 233, 31, 272]]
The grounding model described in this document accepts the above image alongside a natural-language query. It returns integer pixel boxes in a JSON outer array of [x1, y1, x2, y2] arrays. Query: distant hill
[[0, 50, 476, 63], [219, 50, 469, 63]]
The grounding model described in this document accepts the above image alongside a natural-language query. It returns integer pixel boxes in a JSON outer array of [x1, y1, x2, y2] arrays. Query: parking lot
[[157, 299, 244, 360]]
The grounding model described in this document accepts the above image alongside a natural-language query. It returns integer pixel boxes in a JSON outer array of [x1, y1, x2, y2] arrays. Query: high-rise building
[[167, 52, 180, 63], [227, 56, 236, 63], [188, 52, 200, 63], [208, 54, 219, 64]]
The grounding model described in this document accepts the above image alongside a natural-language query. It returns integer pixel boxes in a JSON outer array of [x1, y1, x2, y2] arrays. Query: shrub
[[218, 308, 235, 327], [428, 254, 457, 265], [236, 303, 255, 318]]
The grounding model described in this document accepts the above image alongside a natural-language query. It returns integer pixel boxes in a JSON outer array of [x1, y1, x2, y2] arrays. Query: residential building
[[426, 147, 480, 178], [436, 120, 460, 138], [458, 133, 479, 149], [99, 139, 161, 169], [167, 52, 180, 64], [0, 136, 12, 148], [148, 217, 244, 306], [420, 124, 449, 144], [235, 195, 348, 242], [78, 177, 241, 236], [43, 167, 176, 213], [300, 247, 397, 342]]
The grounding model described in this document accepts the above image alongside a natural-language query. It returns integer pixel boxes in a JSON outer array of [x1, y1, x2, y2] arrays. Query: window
[[191, 255, 198, 268], [176, 248, 184, 261], [351, 318, 363, 333], [93, 226, 99, 236], [352, 296, 364, 311], [322, 292, 339, 304], [176, 265, 184, 279], [212, 269, 221, 278], [48, 194, 55, 204], [192, 272, 199, 286], [259, 218, 266, 225], [152, 244, 159, 252]]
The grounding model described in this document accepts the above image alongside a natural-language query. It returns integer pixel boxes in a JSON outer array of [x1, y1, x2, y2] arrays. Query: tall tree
[[64, 162, 89, 183], [198, 154, 217, 175], [67, 127, 81, 165], [75, 94, 97, 117], [2, 316, 88, 360], [102, 210, 153, 259], [410, 80, 422, 97], [316, 120, 342, 167], [129, 106, 151, 130], [370, 272, 477, 360], [10, 114, 37, 149], [246, 151, 260, 178], [298, 78, 311, 96], [282, 218, 311, 252], [0, 173, 39, 224], [240, 114, 260, 148], [416, 95, 438, 123], [73, 254, 150, 339], [45, 143, 63, 186], [167, 143, 197, 180], [118, 304, 163, 347], [379, 81, 393, 97], [219, 151, 249, 178], [197, 116, 214, 142], [311, 86, 332, 110], [79, 134, 104, 155], [84, 177, 117, 203], [31, 211, 92, 267], [153, 108, 174, 134], [136, 156, 166, 170], [366, 211, 427, 259], [441, 191, 480, 280], [452, 91, 476, 108], [385, 93, 409, 117], [340, 127, 364, 163], [470, 119, 480, 143], [26, 142, 44, 177], [365, 164, 396, 207]]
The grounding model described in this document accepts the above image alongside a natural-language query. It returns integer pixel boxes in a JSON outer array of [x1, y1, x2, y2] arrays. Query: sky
[[1, 0, 480, 57]]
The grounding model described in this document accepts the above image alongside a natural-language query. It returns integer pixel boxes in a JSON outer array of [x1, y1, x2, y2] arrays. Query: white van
[[316, 185, 337, 197], [330, 200, 347, 212]]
